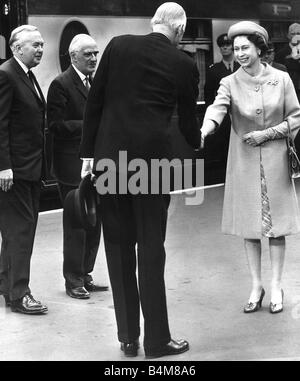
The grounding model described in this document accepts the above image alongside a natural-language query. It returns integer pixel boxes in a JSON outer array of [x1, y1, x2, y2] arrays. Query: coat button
[[256, 109, 262, 114], [255, 85, 260, 91]]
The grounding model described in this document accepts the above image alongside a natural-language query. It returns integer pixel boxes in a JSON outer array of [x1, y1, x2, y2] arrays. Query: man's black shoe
[[120, 339, 140, 357], [66, 286, 90, 299], [84, 281, 109, 292], [3, 295, 11, 307], [11, 294, 48, 315], [145, 339, 189, 359]]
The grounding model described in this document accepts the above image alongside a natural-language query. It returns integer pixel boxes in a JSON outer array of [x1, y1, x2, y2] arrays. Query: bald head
[[69, 34, 97, 55], [69, 34, 99, 75], [288, 23, 300, 41], [151, 2, 186, 45]]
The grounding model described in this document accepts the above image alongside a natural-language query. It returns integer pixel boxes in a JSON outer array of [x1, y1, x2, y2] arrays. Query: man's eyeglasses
[[83, 51, 99, 58]]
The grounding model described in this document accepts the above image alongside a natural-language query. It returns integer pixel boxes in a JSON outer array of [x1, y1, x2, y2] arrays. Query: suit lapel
[[11, 57, 45, 107], [68, 66, 88, 100]]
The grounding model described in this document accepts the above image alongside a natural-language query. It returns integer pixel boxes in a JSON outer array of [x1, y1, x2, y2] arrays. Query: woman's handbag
[[287, 122, 300, 179]]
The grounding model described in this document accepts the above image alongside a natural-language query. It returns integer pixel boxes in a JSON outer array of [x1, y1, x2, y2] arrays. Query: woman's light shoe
[[269, 289, 284, 314], [244, 288, 265, 313]]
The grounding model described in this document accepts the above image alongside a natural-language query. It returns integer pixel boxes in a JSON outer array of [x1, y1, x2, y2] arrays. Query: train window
[[180, 44, 211, 102], [260, 21, 291, 54], [180, 19, 212, 102], [0, 34, 5, 61], [59, 20, 89, 72]]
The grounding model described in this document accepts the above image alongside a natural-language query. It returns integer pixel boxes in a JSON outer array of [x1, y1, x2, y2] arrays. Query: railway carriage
[[1, 0, 300, 207]]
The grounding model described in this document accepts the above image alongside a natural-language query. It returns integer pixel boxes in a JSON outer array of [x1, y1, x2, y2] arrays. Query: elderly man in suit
[[0, 25, 47, 314], [47, 34, 108, 299], [80, 2, 201, 358]]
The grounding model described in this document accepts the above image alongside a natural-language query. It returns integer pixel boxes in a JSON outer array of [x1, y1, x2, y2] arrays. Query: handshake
[[199, 120, 218, 149]]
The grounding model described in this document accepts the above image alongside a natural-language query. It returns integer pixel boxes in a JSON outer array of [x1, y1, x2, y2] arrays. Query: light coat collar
[[235, 63, 275, 85]]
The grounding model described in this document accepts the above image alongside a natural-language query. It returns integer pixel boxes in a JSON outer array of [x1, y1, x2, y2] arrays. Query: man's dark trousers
[[0, 180, 40, 301], [58, 183, 101, 288], [100, 192, 171, 352]]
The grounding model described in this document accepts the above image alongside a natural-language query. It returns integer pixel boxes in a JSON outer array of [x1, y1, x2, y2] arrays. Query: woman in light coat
[[201, 21, 300, 314]]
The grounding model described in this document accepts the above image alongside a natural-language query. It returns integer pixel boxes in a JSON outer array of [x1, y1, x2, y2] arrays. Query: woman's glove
[[242, 131, 267, 146], [243, 122, 288, 147]]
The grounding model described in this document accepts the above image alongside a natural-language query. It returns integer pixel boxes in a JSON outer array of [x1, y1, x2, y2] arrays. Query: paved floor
[[1, 181, 300, 361]]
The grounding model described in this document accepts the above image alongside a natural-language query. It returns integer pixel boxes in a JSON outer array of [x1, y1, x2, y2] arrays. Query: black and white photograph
[[1, 0, 300, 367]]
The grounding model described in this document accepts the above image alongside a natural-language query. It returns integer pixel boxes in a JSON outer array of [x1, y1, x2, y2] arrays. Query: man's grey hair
[[151, 2, 186, 31], [68, 34, 96, 56], [9, 25, 38, 49]]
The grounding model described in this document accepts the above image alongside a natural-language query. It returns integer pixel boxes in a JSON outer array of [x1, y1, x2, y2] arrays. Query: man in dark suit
[[204, 33, 239, 183], [80, 2, 200, 358], [47, 34, 108, 299], [0, 25, 48, 314]]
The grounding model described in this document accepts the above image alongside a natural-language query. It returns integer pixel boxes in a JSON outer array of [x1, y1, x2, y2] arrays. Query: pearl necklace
[[242, 64, 264, 78]]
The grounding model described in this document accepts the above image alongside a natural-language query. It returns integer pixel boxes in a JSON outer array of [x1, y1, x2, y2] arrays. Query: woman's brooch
[[266, 79, 279, 86]]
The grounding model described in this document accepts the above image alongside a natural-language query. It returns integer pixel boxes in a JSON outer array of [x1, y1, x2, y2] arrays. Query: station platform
[[1, 181, 300, 362]]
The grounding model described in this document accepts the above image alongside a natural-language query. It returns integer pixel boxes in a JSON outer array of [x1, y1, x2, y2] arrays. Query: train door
[[59, 20, 90, 72], [0, 0, 10, 63], [0, 0, 27, 63]]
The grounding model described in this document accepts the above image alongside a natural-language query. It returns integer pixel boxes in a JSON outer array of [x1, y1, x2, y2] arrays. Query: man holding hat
[[80, 2, 200, 358], [204, 33, 239, 181], [47, 34, 108, 299]]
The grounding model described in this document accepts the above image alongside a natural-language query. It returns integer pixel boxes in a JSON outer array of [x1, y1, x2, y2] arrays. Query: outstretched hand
[[200, 120, 218, 149]]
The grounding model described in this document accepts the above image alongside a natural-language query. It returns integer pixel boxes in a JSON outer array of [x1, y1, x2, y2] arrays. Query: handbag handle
[[286, 120, 296, 151]]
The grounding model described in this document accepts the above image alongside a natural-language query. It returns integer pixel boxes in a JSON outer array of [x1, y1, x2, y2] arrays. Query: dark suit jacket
[[284, 57, 300, 92], [0, 57, 45, 181], [275, 45, 300, 92], [204, 60, 240, 106], [80, 33, 200, 169], [275, 44, 292, 64], [271, 61, 287, 72], [47, 65, 88, 186]]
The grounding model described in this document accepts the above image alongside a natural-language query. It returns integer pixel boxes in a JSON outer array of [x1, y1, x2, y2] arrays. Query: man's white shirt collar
[[72, 64, 87, 82], [223, 60, 234, 71], [222, 59, 234, 71]]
